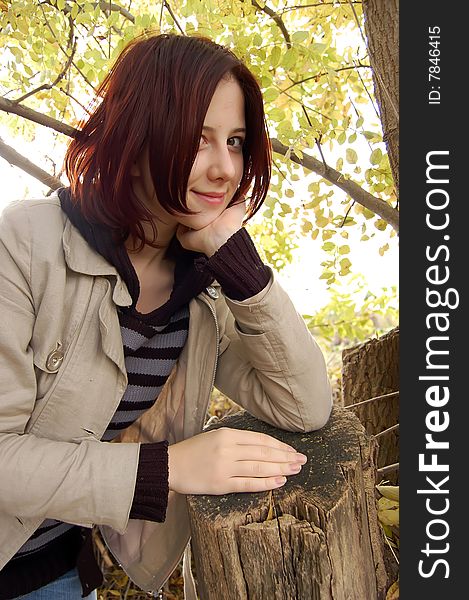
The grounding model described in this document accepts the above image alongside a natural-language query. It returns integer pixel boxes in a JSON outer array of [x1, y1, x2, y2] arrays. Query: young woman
[[0, 33, 332, 599]]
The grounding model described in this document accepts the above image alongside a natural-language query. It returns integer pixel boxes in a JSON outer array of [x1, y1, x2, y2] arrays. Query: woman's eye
[[199, 136, 208, 147], [228, 136, 244, 149]]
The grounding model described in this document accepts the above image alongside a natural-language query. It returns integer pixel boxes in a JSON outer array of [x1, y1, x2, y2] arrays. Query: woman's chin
[[179, 213, 223, 232]]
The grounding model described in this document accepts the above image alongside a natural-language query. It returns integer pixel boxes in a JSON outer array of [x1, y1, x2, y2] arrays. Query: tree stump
[[187, 407, 388, 600], [342, 327, 399, 481]]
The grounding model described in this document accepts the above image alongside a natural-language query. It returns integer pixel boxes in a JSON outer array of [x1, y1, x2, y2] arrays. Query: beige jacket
[[0, 195, 332, 596]]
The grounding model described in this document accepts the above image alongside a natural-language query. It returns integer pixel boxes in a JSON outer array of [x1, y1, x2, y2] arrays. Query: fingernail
[[296, 453, 307, 463], [276, 476, 287, 485]]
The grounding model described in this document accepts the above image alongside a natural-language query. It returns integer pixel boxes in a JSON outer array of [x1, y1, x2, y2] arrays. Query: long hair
[[64, 33, 272, 247]]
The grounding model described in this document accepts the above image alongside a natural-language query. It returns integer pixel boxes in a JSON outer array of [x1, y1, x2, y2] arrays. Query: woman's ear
[[130, 160, 141, 177], [130, 145, 149, 177]]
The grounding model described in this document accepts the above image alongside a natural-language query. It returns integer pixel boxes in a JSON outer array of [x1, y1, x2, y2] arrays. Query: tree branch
[[281, 1, 362, 12], [271, 138, 399, 232], [43, 0, 136, 23], [0, 97, 77, 138], [39, 3, 97, 92], [13, 24, 77, 104], [0, 137, 63, 191], [374, 423, 399, 440], [283, 64, 370, 92], [95, 0, 135, 22], [251, 0, 291, 48], [377, 463, 399, 476], [163, 0, 185, 35]]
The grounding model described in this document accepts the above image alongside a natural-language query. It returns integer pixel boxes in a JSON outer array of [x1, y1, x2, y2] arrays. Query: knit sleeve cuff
[[130, 441, 169, 522], [195, 228, 270, 301]]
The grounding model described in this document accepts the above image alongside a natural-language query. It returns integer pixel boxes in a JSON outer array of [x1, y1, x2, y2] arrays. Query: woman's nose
[[207, 147, 236, 181]]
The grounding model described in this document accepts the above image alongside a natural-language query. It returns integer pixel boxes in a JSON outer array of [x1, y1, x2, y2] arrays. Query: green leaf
[[269, 108, 285, 122], [292, 31, 309, 44], [346, 148, 358, 164], [370, 148, 383, 165], [263, 87, 279, 103], [363, 130, 380, 141], [270, 46, 282, 68], [253, 33, 263, 47], [339, 245, 350, 255], [275, 219, 284, 231], [16, 18, 29, 35], [282, 47, 298, 70]]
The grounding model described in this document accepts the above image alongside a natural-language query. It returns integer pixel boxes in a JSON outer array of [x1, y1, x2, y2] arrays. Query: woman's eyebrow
[[202, 125, 246, 134]]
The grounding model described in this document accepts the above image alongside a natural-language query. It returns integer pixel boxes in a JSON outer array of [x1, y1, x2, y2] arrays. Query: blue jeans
[[15, 568, 97, 599]]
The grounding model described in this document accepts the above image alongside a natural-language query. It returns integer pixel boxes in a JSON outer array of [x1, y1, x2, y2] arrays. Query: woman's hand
[[176, 199, 246, 256], [167, 427, 307, 495]]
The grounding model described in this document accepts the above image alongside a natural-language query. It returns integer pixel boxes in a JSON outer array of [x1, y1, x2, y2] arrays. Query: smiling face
[[182, 76, 246, 230], [131, 76, 246, 237]]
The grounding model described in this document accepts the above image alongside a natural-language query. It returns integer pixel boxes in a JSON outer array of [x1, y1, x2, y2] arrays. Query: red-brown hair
[[64, 33, 272, 246]]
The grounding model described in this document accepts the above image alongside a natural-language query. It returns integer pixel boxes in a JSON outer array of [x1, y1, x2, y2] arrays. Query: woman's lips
[[192, 191, 226, 205]]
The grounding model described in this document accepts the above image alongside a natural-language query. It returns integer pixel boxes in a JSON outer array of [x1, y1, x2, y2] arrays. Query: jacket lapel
[[62, 219, 131, 379]]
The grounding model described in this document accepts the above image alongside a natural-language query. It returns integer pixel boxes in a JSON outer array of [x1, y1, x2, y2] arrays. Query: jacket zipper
[[200, 294, 220, 422]]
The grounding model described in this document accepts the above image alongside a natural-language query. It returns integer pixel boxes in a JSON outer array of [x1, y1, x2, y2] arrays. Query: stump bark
[[187, 407, 388, 600], [342, 327, 399, 480]]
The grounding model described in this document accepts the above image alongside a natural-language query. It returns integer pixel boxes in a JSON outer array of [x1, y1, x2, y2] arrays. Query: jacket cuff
[[195, 228, 270, 301], [130, 441, 169, 522]]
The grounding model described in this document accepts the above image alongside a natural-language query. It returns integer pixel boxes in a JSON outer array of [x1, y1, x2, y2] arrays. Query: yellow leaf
[[377, 485, 399, 502], [378, 497, 399, 527], [386, 579, 399, 600]]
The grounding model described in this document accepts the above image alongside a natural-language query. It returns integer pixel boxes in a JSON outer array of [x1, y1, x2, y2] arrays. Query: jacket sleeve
[[214, 269, 333, 433], [0, 202, 138, 532]]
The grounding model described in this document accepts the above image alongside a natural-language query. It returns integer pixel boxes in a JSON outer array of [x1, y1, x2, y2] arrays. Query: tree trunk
[[363, 0, 399, 194], [187, 407, 388, 599], [341, 327, 399, 482]]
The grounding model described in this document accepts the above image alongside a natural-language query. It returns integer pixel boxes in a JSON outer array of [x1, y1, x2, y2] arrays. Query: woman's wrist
[[204, 227, 240, 257]]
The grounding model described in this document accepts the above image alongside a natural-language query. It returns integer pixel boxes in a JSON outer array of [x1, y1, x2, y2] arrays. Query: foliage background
[[0, 0, 399, 596]]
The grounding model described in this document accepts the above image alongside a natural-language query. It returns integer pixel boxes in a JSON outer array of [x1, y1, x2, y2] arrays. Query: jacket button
[[46, 344, 64, 372], [206, 286, 219, 299]]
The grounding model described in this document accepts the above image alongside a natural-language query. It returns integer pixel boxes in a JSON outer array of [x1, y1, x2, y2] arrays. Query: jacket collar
[[62, 219, 133, 307]]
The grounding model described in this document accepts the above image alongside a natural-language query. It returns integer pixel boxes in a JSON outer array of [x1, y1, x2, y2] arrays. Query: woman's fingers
[[231, 460, 304, 478], [230, 444, 306, 465], [168, 428, 307, 495], [228, 476, 287, 494], [219, 427, 298, 454]]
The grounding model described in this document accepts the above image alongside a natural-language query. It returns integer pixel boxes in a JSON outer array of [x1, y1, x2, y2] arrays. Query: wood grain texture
[[187, 407, 388, 599]]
